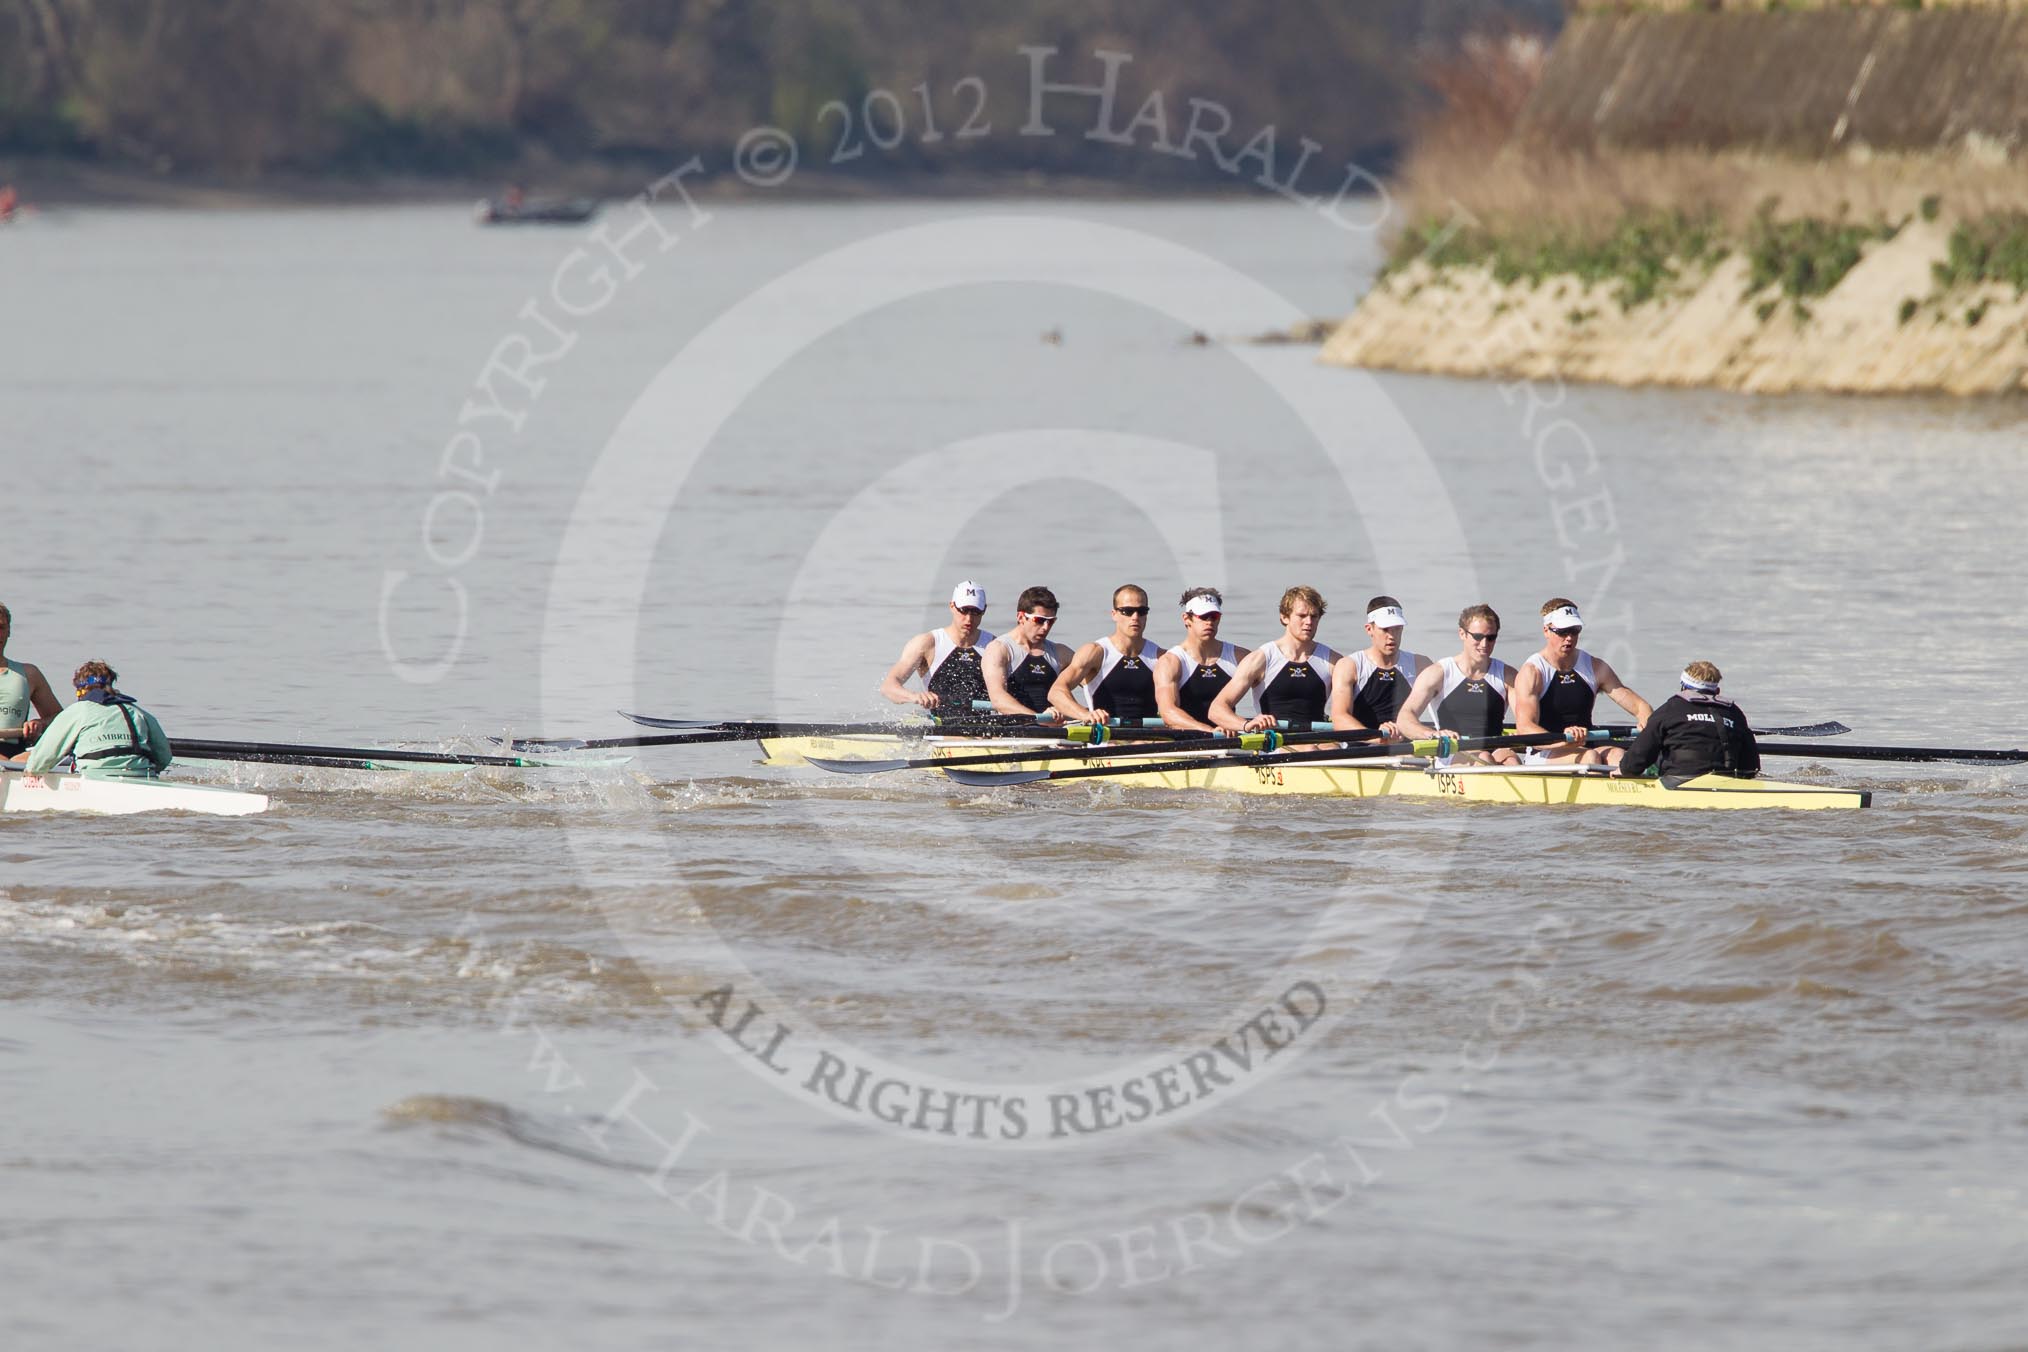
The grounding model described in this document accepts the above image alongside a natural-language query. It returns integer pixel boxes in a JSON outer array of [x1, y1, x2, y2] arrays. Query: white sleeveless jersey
[[1521, 650, 1596, 691], [1521, 650, 1600, 730], [990, 633, 1060, 676], [928, 628, 996, 679], [1164, 641, 1243, 718], [1435, 656, 1512, 702], [1432, 656, 1512, 739], [1259, 642, 1339, 690], [1347, 650, 1424, 726], [1162, 641, 1238, 682]]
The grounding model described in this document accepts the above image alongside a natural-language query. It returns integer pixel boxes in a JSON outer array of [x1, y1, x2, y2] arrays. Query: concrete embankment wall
[[1519, 7, 2028, 158]]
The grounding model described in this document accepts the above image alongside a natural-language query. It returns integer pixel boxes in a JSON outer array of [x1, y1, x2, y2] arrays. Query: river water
[[3, 197, 2025, 1349]]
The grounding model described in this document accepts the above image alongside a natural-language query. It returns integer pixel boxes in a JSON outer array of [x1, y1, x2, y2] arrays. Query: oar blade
[[621, 711, 728, 730], [940, 766, 1055, 787], [806, 757, 915, 775], [1758, 721, 1851, 738]]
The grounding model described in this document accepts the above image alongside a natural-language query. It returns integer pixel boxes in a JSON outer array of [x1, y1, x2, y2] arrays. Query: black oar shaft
[[522, 719, 1205, 751], [1756, 741, 2028, 764], [175, 739, 541, 768]]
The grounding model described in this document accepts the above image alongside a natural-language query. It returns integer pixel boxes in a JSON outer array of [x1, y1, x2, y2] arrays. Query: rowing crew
[[881, 582, 1758, 778], [2, 604, 172, 780]]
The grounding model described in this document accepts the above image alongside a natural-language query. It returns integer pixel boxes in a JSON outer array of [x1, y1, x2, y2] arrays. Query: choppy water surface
[[4, 200, 2026, 1349]]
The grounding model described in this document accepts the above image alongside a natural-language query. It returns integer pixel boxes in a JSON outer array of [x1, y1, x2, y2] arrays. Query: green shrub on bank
[[1390, 206, 1926, 324], [1386, 210, 1724, 310], [1743, 209, 1895, 314], [1932, 213, 2028, 295]]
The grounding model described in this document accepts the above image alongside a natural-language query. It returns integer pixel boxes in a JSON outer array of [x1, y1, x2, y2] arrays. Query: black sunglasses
[[1549, 626, 1581, 638], [1115, 606, 1151, 617]]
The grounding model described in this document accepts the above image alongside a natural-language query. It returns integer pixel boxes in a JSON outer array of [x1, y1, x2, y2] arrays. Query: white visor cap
[[1543, 605, 1583, 630], [951, 581, 987, 609], [1183, 594, 1223, 617], [1366, 605, 1406, 628]]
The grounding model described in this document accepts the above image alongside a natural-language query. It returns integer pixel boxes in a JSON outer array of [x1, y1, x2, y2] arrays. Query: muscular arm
[[1327, 657, 1364, 731], [1595, 660, 1653, 728], [1509, 662, 1547, 736], [1154, 652, 1213, 733], [1389, 664, 1448, 741], [977, 638, 1026, 717], [1047, 644, 1104, 723], [879, 633, 936, 707], [24, 663, 61, 737], [1207, 650, 1268, 732]]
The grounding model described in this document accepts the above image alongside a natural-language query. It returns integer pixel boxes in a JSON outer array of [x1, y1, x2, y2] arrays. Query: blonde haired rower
[[1510, 598, 1652, 765], [1210, 586, 1339, 733], [1393, 603, 1519, 765], [1615, 661, 1761, 781]]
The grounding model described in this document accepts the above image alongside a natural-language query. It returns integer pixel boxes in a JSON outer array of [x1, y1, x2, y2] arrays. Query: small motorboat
[[475, 196, 600, 225]]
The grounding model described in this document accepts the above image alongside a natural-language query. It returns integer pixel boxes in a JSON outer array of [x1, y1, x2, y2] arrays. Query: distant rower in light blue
[[25, 661, 173, 780]]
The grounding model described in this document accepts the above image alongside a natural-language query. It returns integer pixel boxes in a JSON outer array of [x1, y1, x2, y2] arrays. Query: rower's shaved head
[[1111, 584, 1148, 609]]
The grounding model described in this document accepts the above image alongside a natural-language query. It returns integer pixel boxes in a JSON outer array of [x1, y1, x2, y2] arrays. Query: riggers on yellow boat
[[757, 725, 1128, 766], [989, 757, 1869, 810], [789, 734, 1870, 810]]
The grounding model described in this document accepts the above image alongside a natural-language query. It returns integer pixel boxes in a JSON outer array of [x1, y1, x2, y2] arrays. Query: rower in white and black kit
[[980, 585, 1073, 719], [1328, 596, 1430, 737], [1615, 661, 1761, 781], [1154, 588, 1248, 733], [1048, 584, 1163, 724], [1393, 603, 1520, 764], [1510, 598, 1652, 765], [1210, 586, 1339, 733], [879, 580, 997, 713]]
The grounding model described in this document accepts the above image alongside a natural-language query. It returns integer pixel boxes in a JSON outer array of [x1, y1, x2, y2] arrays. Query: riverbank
[[0, 155, 1255, 210], [1322, 1, 2028, 395], [1322, 209, 2028, 395]]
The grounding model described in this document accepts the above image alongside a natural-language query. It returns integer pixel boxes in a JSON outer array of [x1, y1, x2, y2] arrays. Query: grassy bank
[[1386, 200, 2028, 322]]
